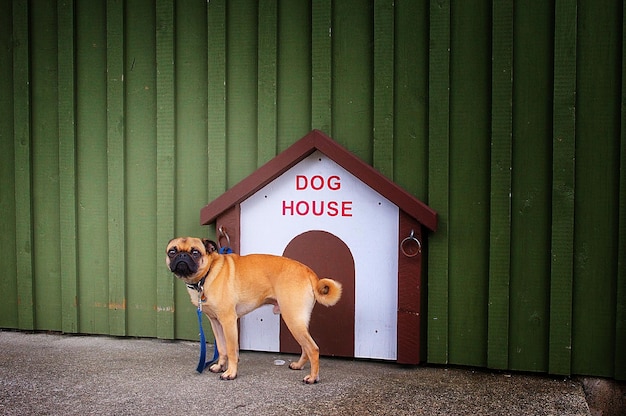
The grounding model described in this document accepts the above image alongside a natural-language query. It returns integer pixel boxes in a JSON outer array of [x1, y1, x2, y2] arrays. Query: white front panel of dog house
[[239, 150, 399, 360]]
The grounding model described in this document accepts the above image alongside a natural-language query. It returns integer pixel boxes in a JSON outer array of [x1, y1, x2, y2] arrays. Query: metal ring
[[400, 230, 421, 258], [218, 226, 230, 248]]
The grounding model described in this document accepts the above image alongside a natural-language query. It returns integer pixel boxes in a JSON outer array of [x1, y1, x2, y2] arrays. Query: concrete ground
[[0, 331, 591, 415]]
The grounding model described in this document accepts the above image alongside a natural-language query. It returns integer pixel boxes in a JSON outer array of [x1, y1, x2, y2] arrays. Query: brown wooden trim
[[397, 210, 422, 364], [201, 130, 437, 231], [397, 312, 420, 364]]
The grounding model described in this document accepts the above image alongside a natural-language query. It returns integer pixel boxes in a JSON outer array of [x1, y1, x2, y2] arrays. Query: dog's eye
[[167, 248, 177, 257], [191, 248, 201, 258]]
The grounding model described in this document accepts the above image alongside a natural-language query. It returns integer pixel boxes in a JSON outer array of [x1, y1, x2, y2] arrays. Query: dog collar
[[186, 270, 210, 292]]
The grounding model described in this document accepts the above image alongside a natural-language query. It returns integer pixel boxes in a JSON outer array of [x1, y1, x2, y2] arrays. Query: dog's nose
[[175, 252, 192, 262]]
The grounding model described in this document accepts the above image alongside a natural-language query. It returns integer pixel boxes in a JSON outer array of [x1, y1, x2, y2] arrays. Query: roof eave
[[200, 130, 437, 232]]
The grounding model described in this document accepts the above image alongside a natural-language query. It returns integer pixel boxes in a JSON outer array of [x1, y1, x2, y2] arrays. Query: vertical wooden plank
[[13, 0, 34, 331], [174, 0, 208, 238], [156, 0, 175, 340], [207, 0, 227, 202], [311, 0, 332, 134], [226, 0, 258, 186], [571, 0, 621, 377], [448, 0, 491, 367], [427, 0, 450, 365], [203, 1, 227, 344], [76, 0, 108, 334], [0, 0, 18, 329], [372, 0, 394, 179], [276, 0, 311, 151], [332, 0, 373, 161], [257, 0, 277, 165], [394, 0, 428, 200], [200, 0, 228, 342], [106, 0, 126, 336], [615, 0, 626, 381], [58, 0, 79, 333], [509, 0, 553, 373], [174, 0, 209, 340], [549, 0, 576, 376], [487, 0, 513, 370], [125, 0, 157, 337], [31, 0, 61, 331]]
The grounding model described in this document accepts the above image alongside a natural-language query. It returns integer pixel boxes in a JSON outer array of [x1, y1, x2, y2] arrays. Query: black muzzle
[[170, 253, 198, 277]]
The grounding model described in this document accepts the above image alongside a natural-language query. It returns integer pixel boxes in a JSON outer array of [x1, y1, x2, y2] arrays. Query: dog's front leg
[[207, 317, 228, 373], [217, 313, 239, 380]]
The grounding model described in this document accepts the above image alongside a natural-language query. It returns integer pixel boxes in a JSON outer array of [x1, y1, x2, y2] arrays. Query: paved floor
[[0, 331, 590, 415]]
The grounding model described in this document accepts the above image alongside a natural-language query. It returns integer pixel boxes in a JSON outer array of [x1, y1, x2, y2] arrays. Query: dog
[[165, 237, 342, 384]]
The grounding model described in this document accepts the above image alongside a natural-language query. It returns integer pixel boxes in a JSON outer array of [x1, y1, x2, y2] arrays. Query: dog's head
[[165, 237, 218, 283]]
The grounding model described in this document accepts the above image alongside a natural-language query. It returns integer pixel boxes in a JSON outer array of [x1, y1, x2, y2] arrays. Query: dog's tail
[[314, 278, 342, 307]]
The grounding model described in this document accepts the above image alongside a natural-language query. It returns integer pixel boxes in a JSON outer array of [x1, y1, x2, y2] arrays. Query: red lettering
[[310, 175, 323, 190], [296, 175, 307, 190], [327, 201, 339, 217], [282, 199, 352, 217], [296, 201, 309, 215], [328, 175, 341, 190], [342, 201, 353, 217], [282, 200, 294, 215], [312, 200, 324, 216], [294, 175, 342, 191]]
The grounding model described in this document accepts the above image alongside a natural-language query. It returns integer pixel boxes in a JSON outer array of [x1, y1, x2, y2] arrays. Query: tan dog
[[165, 237, 342, 384]]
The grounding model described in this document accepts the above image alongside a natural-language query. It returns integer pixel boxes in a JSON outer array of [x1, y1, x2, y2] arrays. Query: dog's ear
[[202, 239, 218, 254]]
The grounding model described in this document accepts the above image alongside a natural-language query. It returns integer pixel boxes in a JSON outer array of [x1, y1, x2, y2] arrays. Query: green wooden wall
[[0, 0, 624, 380]]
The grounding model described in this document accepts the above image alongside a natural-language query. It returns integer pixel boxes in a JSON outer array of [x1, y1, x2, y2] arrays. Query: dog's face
[[166, 237, 217, 283]]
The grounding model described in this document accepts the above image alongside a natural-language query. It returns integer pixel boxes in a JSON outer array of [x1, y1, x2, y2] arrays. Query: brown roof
[[200, 130, 437, 231]]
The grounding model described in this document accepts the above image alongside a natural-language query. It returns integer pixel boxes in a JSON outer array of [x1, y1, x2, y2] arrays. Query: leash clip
[[197, 284, 204, 311]]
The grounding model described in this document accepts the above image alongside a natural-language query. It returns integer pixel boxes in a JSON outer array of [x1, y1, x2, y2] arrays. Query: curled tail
[[314, 278, 342, 306]]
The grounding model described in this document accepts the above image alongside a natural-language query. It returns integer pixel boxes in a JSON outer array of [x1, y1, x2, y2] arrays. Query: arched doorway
[[280, 230, 355, 357]]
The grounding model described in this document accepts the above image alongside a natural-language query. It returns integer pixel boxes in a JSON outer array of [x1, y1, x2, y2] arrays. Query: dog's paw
[[219, 371, 237, 381], [289, 362, 303, 370], [303, 375, 319, 384], [209, 363, 226, 373]]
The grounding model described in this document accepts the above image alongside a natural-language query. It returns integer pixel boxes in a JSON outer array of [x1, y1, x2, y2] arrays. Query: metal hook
[[218, 225, 231, 248], [400, 229, 421, 257]]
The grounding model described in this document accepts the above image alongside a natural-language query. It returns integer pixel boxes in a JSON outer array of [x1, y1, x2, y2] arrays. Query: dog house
[[200, 130, 437, 364]]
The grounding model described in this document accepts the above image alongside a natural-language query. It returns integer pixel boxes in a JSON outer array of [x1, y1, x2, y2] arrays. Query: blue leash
[[196, 307, 218, 373], [195, 245, 233, 373]]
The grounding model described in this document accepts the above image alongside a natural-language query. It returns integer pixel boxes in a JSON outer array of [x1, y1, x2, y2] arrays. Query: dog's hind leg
[[282, 317, 320, 383], [292, 331, 320, 384], [279, 291, 320, 383]]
